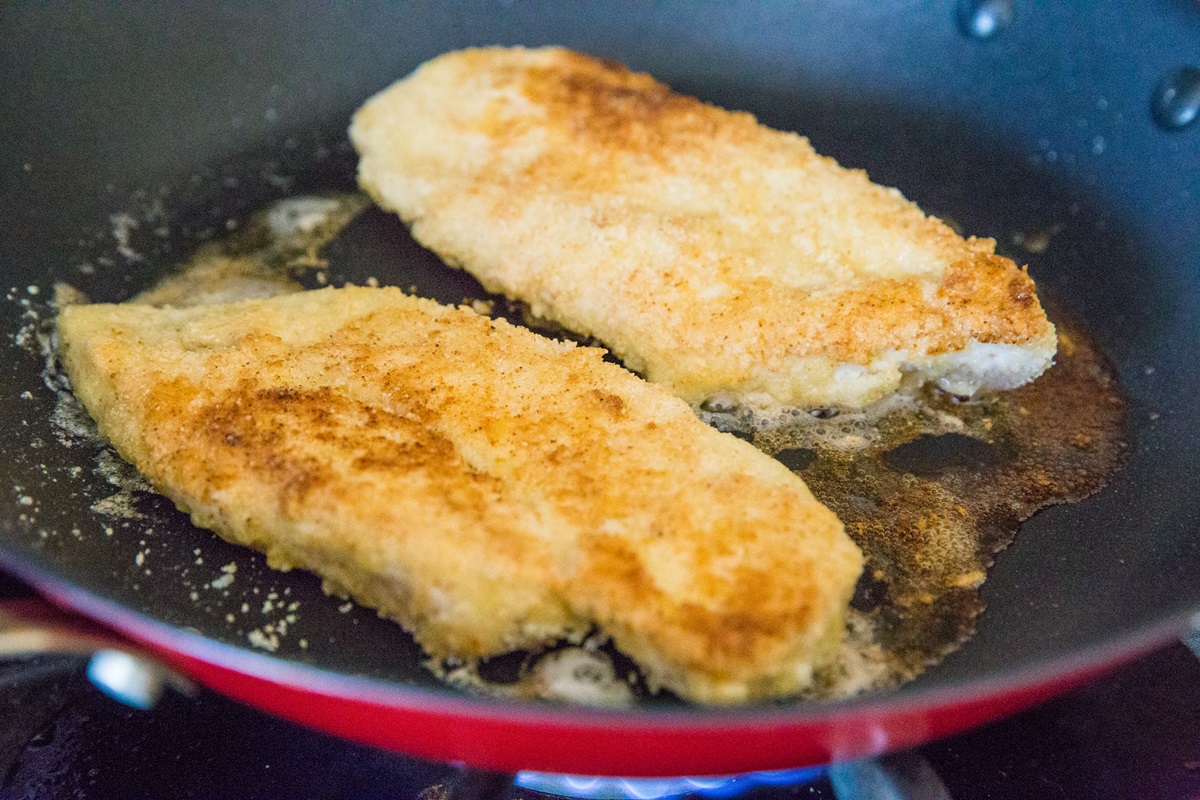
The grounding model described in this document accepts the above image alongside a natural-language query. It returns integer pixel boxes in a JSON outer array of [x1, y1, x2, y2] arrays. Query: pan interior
[[2, 3, 1199, 714]]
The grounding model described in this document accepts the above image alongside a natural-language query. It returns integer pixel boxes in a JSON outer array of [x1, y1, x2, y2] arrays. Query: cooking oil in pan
[[738, 319, 1128, 697], [47, 194, 1128, 705]]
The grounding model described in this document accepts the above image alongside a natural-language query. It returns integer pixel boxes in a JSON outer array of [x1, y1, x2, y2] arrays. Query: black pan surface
[[2, 1, 1199, 717]]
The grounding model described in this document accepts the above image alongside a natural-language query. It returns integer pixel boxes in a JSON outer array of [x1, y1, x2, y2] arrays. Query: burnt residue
[[757, 318, 1127, 694]]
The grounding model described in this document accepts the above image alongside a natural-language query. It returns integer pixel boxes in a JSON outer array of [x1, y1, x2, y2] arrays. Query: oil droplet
[[700, 394, 736, 413], [1151, 66, 1200, 131], [957, 0, 1014, 39]]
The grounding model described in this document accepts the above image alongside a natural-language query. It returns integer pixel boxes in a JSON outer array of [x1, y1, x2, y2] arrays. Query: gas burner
[[429, 754, 951, 800], [513, 766, 827, 799]]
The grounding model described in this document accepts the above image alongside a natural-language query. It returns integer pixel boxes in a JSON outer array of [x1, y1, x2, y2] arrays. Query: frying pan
[[2, 1, 1199, 779]]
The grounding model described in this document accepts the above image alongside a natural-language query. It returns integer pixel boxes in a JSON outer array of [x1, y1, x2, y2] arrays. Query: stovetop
[[2, 570, 1199, 800]]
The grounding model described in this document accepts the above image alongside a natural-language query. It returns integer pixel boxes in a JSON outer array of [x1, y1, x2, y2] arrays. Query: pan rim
[[1, 548, 1191, 730]]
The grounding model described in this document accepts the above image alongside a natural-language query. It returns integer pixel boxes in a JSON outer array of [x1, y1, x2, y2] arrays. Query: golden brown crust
[[57, 287, 862, 703], [351, 47, 1057, 409]]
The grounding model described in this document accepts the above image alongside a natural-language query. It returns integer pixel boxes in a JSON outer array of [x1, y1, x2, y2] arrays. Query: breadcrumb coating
[[58, 287, 862, 703], [352, 46, 1057, 411]]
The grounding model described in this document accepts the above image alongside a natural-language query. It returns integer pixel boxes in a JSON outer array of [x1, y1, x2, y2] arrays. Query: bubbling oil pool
[[709, 326, 1127, 696], [48, 194, 1127, 704]]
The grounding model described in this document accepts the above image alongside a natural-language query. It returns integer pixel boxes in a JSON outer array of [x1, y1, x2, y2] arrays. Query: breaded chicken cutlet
[[351, 47, 1058, 412], [57, 286, 862, 704]]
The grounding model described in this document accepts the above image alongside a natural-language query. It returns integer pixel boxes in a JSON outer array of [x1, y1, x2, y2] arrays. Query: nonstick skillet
[[2, 1, 1199, 778]]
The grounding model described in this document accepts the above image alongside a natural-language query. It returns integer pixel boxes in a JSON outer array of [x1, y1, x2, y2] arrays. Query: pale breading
[[351, 47, 1058, 411], [57, 286, 862, 704]]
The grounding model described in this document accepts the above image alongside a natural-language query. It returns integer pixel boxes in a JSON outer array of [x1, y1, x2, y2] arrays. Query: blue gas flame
[[514, 766, 827, 799]]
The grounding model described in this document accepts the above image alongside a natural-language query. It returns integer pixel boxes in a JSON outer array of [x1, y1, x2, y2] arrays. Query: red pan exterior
[[169, 651, 1092, 776], [31, 574, 1178, 777]]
